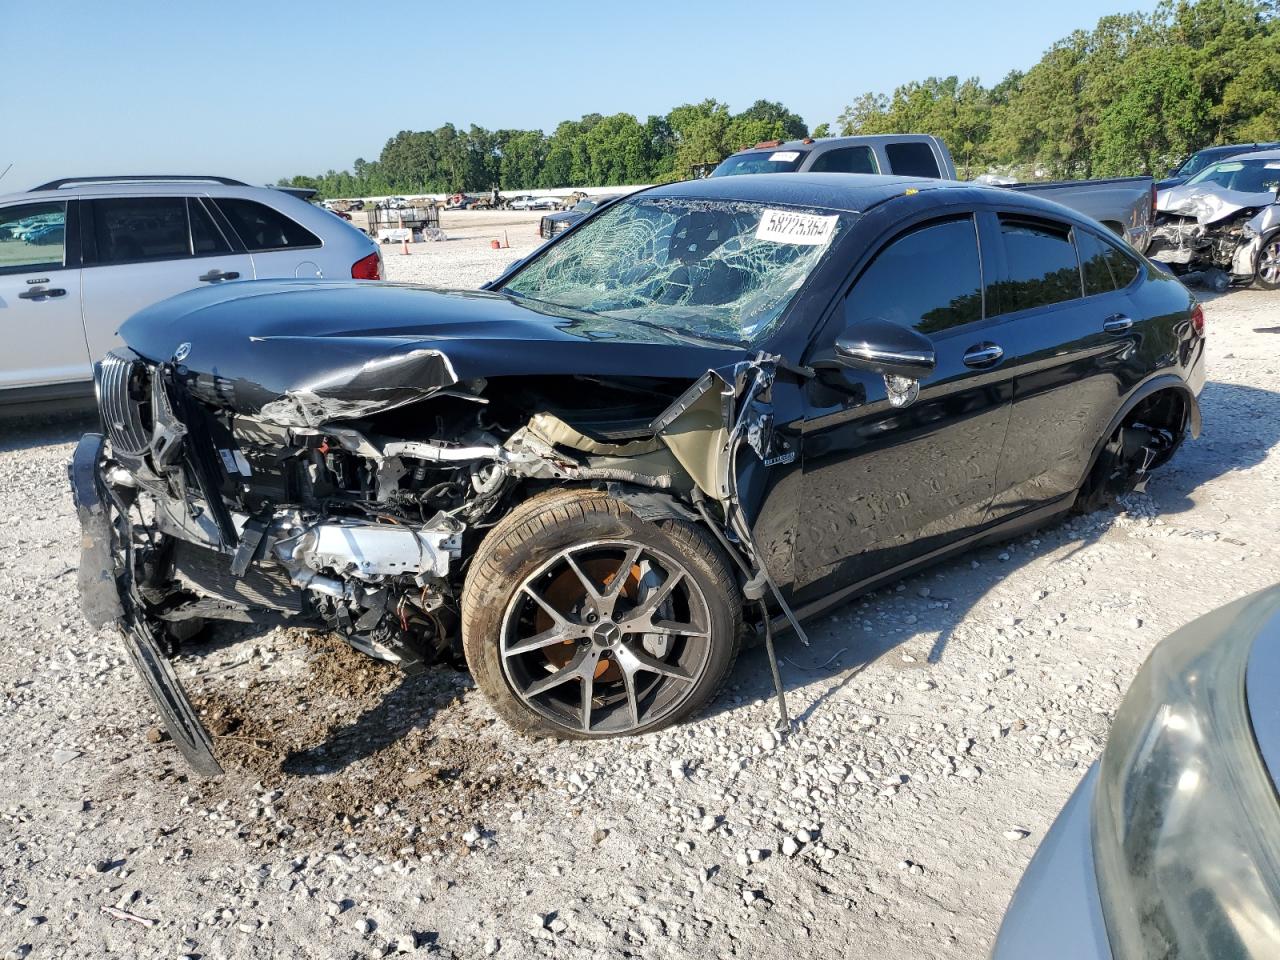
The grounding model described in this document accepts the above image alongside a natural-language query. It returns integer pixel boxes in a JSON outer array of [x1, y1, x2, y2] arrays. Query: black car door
[[984, 216, 1145, 518], [792, 214, 1016, 604]]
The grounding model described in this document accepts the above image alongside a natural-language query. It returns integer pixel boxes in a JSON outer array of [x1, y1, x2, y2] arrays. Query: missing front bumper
[[69, 433, 223, 776]]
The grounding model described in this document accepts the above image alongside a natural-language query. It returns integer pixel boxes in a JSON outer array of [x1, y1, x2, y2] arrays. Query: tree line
[[283, 0, 1279, 197], [281, 100, 808, 198]]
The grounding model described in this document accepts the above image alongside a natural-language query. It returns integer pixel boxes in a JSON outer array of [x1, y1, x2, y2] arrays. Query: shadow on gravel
[[0, 406, 96, 452], [713, 379, 1280, 729]]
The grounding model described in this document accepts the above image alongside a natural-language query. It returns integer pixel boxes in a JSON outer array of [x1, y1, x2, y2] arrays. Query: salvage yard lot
[[1, 216, 1278, 959]]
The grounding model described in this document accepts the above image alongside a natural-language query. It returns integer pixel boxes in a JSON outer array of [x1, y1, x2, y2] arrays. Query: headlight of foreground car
[[1092, 590, 1280, 959]]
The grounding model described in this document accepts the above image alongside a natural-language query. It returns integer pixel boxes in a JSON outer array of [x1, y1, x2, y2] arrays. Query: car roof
[[0, 176, 294, 206], [1201, 142, 1280, 153], [727, 133, 941, 157], [640, 173, 965, 214], [1213, 147, 1280, 162]]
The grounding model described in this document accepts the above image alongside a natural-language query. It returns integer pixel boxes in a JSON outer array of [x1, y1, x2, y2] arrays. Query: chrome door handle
[[1103, 314, 1134, 333], [962, 342, 1004, 368], [17, 286, 66, 300], [198, 269, 240, 282]]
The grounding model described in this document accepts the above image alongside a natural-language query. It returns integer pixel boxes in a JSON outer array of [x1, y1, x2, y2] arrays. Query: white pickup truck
[[710, 134, 1155, 251]]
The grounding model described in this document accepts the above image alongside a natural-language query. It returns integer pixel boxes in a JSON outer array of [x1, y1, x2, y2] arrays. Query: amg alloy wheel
[[462, 490, 741, 739]]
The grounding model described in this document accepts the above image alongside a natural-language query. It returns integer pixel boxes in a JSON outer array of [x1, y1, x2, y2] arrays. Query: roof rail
[[30, 175, 249, 191]]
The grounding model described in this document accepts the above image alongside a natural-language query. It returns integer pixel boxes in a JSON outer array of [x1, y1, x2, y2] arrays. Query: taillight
[[351, 251, 382, 280], [1151, 182, 1158, 219], [1190, 303, 1205, 336]]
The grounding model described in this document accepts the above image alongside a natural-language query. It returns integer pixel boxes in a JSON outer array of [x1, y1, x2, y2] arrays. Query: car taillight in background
[[1191, 302, 1205, 336], [351, 251, 382, 280]]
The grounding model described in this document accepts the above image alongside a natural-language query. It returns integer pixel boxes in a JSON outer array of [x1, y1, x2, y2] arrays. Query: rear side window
[[215, 198, 320, 251], [189, 199, 231, 255], [92, 197, 191, 264], [809, 146, 877, 174], [1076, 229, 1117, 296], [995, 217, 1082, 314], [0, 201, 67, 274], [885, 142, 941, 178], [847, 217, 983, 335]]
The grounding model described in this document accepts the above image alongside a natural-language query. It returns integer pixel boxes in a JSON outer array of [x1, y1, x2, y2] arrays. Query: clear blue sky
[[0, 0, 1159, 189]]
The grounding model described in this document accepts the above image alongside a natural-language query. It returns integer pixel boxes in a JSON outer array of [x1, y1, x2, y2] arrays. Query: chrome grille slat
[[96, 351, 151, 456]]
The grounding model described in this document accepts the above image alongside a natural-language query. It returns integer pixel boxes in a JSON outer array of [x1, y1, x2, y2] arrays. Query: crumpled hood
[[1157, 182, 1276, 224], [119, 280, 747, 425]]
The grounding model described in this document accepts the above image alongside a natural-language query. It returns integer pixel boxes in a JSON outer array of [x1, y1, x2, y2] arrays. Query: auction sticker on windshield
[[755, 209, 839, 245], [768, 151, 801, 162]]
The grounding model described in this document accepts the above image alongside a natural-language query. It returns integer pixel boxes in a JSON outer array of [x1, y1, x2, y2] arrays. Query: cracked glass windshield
[[500, 197, 846, 346]]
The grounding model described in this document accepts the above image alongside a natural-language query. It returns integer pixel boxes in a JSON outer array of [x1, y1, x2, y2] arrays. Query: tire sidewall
[[1254, 230, 1280, 290], [463, 492, 740, 739]]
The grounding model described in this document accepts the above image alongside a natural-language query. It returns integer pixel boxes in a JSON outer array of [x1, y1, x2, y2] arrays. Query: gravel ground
[[2, 224, 1278, 959]]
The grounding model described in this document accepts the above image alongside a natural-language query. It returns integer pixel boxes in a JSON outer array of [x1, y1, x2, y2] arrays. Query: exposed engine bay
[[73, 345, 798, 774], [1148, 172, 1280, 287]]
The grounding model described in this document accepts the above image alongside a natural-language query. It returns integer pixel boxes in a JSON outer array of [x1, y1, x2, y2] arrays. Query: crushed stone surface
[[1, 226, 1277, 958]]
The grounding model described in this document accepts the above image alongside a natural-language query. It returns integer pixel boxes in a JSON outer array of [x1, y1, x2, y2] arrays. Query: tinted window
[[215, 198, 319, 251], [1076, 229, 1117, 296], [189, 199, 230, 255], [885, 142, 941, 178], [847, 217, 983, 335], [92, 197, 190, 264], [0, 202, 67, 274], [1076, 229, 1139, 295], [995, 218, 1081, 314], [1101, 236, 1139, 288], [809, 146, 877, 174]]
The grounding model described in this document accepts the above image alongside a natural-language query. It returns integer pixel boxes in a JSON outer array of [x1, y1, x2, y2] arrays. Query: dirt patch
[[183, 630, 535, 859]]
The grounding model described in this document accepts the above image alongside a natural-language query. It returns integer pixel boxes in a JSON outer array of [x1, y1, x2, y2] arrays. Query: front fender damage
[[652, 355, 808, 733]]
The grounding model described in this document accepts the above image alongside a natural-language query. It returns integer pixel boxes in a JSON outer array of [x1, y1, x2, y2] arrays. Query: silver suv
[[0, 175, 381, 406]]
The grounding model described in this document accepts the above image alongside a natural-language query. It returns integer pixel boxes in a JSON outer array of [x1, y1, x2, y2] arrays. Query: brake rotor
[[536, 557, 644, 681]]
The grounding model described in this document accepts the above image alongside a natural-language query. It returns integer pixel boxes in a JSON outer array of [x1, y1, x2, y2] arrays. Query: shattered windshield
[[501, 196, 845, 346], [1186, 158, 1280, 194]]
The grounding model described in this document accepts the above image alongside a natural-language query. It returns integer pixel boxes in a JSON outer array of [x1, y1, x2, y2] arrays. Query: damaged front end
[[1149, 187, 1280, 287], [72, 341, 794, 773]]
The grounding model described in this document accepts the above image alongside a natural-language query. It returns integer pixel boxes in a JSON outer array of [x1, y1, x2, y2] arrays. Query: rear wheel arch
[[1075, 378, 1198, 511]]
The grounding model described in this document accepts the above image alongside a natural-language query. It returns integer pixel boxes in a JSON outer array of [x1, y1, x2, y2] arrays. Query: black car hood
[[120, 280, 747, 426]]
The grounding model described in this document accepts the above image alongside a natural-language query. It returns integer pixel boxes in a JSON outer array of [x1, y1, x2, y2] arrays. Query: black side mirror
[[834, 317, 936, 380]]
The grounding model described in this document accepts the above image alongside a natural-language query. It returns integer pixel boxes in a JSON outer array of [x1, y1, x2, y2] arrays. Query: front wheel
[[461, 489, 742, 739], [1254, 231, 1280, 290]]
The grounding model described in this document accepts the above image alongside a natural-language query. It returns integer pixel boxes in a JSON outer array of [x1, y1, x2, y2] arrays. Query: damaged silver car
[[70, 175, 1204, 774], [1149, 148, 1280, 289]]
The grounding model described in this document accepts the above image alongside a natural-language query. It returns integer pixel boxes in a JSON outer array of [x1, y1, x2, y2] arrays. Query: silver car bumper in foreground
[[990, 764, 1112, 960]]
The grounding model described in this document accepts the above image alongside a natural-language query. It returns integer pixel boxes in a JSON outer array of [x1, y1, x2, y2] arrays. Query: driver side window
[[846, 217, 984, 335]]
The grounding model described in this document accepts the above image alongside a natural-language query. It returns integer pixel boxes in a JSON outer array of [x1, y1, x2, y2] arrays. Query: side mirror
[[834, 317, 936, 380]]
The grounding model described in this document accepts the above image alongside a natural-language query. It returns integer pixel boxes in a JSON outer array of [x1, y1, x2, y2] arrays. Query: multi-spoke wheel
[[461, 489, 742, 739], [1255, 231, 1280, 290]]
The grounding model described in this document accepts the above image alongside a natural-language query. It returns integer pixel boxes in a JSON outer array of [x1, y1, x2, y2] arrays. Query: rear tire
[[461, 488, 742, 739]]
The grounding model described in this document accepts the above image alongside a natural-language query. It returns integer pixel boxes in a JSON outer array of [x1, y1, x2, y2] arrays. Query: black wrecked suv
[[71, 174, 1205, 774]]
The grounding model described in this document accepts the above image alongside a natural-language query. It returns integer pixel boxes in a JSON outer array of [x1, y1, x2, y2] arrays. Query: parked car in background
[[539, 194, 623, 239], [70, 173, 1202, 774], [712, 134, 1156, 251], [1150, 148, 1280, 288], [0, 175, 381, 406], [509, 194, 559, 211], [992, 585, 1280, 960], [1156, 141, 1280, 191]]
